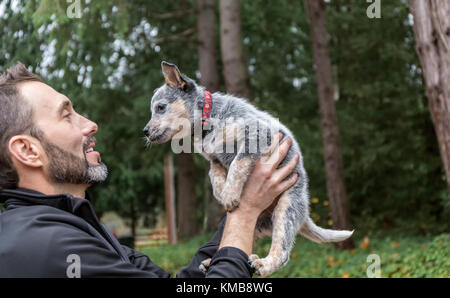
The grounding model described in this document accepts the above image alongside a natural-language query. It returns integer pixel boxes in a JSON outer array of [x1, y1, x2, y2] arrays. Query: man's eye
[[64, 113, 72, 120], [156, 104, 167, 113]]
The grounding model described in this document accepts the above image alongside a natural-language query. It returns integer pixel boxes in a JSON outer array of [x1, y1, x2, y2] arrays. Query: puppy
[[144, 61, 354, 276]]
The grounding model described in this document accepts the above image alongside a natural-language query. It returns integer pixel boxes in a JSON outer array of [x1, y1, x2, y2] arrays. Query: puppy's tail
[[299, 217, 354, 243]]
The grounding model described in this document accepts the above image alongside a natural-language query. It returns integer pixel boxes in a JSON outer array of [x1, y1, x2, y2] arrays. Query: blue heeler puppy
[[144, 62, 354, 276]]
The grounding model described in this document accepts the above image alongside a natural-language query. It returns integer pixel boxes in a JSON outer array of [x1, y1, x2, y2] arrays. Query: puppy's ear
[[161, 61, 187, 90]]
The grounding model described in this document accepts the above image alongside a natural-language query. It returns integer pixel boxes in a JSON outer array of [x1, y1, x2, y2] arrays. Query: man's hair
[[0, 62, 43, 190]]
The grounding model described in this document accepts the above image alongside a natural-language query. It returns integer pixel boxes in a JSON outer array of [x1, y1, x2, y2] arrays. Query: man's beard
[[38, 132, 108, 185]]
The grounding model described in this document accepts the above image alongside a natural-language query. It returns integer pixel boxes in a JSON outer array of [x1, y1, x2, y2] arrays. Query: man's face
[[20, 81, 107, 185]]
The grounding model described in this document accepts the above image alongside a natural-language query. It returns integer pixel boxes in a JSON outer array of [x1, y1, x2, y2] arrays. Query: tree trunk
[[304, 0, 353, 249], [409, 0, 450, 195], [164, 154, 177, 244], [130, 195, 136, 249], [198, 0, 219, 92], [177, 153, 198, 239], [219, 0, 252, 100], [173, 1, 213, 238], [197, 0, 223, 232]]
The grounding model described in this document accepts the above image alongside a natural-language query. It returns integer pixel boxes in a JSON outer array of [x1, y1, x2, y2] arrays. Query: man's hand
[[218, 133, 300, 256], [238, 134, 300, 218]]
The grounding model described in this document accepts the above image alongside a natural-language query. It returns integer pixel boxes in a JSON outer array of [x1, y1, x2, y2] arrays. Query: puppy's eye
[[156, 103, 167, 113]]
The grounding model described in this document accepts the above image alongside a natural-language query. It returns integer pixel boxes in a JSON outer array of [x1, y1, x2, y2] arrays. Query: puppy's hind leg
[[249, 192, 302, 277], [198, 160, 228, 274], [209, 159, 227, 203], [199, 258, 212, 274]]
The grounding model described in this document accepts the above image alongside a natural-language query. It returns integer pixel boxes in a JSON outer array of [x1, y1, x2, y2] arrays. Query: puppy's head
[[144, 62, 199, 144]]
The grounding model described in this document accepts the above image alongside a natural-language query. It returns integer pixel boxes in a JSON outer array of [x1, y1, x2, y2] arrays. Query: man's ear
[[8, 135, 44, 168], [161, 61, 187, 90]]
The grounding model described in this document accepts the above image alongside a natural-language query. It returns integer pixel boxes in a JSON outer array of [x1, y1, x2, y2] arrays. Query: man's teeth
[[86, 148, 94, 153]]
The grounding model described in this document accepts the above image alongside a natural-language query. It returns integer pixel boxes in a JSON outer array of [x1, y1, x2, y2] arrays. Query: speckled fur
[[144, 62, 354, 277]]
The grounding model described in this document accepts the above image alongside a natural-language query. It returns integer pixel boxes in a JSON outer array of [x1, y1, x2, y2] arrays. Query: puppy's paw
[[223, 199, 240, 212], [248, 254, 259, 263], [248, 256, 275, 277], [199, 258, 212, 274], [212, 187, 223, 202], [220, 190, 240, 211]]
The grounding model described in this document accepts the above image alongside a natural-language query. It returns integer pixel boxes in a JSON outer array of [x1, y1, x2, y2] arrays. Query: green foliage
[[0, 0, 44, 72], [326, 1, 447, 233], [386, 234, 450, 278], [139, 234, 212, 276], [139, 233, 450, 278], [241, 0, 448, 233]]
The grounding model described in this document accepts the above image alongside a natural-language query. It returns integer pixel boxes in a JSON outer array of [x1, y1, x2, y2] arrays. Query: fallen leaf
[[392, 253, 399, 258], [291, 253, 297, 259], [392, 242, 401, 248], [341, 273, 350, 278], [327, 256, 335, 267], [359, 236, 370, 249], [337, 259, 344, 265]]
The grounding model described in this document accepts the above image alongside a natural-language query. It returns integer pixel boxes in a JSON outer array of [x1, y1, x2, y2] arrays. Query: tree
[[198, 0, 220, 92], [409, 0, 450, 196], [304, 0, 353, 249], [176, 153, 198, 239], [197, 0, 224, 231], [219, 0, 252, 100]]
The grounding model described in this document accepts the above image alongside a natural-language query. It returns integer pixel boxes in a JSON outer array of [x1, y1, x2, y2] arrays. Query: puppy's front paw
[[223, 199, 240, 212], [212, 186, 223, 202], [199, 258, 212, 274], [220, 189, 240, 211]]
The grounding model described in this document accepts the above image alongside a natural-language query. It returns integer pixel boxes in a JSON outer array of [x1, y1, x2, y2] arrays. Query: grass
[[137, 232, 450, 278]]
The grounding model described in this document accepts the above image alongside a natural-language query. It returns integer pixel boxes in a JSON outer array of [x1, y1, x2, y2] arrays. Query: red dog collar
[[202, 90, 212, 125]]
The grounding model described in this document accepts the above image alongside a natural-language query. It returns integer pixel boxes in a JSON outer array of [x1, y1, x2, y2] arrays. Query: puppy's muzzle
[[143, 124, 169, 143], [143, 125, 150, 138]]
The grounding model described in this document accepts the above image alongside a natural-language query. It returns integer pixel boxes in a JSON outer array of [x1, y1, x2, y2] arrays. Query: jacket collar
[[0, 188, 91, 212], [1, 188, 75, 210], [0, 188, 130, 263], [0, 188, 102, 233]]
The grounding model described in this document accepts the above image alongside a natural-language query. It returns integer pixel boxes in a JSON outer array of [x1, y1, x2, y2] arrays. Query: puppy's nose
[[143, 126, 150, 137]]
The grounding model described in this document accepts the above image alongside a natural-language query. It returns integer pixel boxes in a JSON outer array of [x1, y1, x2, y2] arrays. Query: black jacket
[[0, 188, 253, 278]]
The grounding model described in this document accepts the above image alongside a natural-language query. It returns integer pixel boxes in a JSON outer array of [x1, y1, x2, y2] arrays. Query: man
[[0, 62, 299, 277]]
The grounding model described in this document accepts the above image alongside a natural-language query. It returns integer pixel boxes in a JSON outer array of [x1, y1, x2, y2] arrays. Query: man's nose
[[82, 117, 98, 136]]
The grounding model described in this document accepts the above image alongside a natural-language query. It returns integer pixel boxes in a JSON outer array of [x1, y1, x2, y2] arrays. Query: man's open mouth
[[85, 142, 96, 154], [83, 139, 102, 163]]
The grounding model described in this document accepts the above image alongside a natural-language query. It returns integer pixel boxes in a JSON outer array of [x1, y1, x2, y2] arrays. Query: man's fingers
[[272, 154, 299, 183], [266, 136, 292, 169], [260, 132, 283, 164], [275, 173, 299, 196]]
